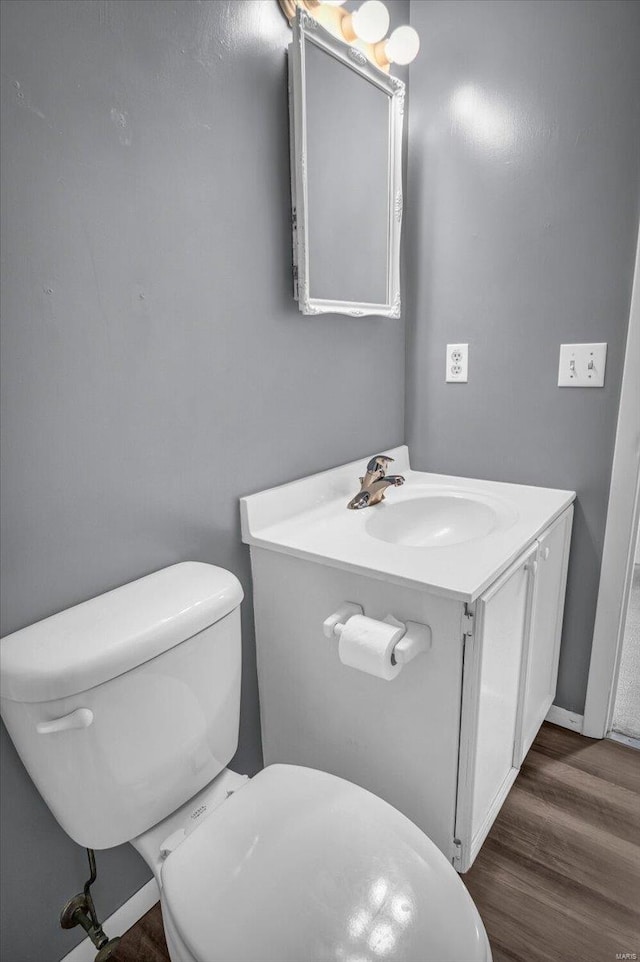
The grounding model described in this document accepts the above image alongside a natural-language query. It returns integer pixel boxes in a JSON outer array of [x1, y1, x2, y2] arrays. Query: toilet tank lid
[[0, 563, 243, 704]]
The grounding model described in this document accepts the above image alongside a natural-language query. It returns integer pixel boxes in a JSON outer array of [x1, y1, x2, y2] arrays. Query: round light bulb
[[351, 1, 390, 44], [385, 25, 420, 65]]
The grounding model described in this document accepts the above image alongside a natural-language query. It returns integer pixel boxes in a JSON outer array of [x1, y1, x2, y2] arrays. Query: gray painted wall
[[406, 0, 640, 714], [0, 2, 407, 959]]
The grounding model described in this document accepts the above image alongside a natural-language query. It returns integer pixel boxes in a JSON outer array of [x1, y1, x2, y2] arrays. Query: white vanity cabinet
[[515, 509, 573, 765], [454, 506, 572, 870], [241, 448, 575, 873]]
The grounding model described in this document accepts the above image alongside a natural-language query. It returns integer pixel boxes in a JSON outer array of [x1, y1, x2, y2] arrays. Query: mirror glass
[[289, 11, 404, 318], [305, 41, 389, 304]]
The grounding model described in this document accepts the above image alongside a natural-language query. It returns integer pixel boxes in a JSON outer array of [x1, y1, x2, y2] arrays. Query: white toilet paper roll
[[337, 615, 404, 681]]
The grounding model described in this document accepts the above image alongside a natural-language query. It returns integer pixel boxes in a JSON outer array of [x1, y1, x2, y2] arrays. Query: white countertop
[[240, 447, 575, 602]]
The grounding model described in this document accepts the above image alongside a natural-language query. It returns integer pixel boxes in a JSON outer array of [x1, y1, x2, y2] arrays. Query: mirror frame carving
[[289, 9, 405, 318]]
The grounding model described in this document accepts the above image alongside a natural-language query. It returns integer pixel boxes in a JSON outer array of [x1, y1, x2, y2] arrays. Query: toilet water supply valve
[[60, 848, 120, 962], [323, 603, 431, 678]]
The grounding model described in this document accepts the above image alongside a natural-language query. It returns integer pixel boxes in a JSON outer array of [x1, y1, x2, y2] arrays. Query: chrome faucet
[[347, 454, 405, 510]]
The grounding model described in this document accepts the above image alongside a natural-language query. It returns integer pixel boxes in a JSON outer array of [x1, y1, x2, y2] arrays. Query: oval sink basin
[[366, 495, 504, 548]]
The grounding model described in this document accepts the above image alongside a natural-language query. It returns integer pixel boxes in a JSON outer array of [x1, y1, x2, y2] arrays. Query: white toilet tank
[[0, 563, 243, 849]]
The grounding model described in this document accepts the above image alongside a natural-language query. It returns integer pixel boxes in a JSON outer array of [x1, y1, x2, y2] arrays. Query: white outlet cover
[[446, 343, 468, 383], [558, 343, 607, 387]]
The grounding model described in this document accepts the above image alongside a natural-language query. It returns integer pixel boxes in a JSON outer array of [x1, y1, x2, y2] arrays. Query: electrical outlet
[[446, 344, 468, 383]]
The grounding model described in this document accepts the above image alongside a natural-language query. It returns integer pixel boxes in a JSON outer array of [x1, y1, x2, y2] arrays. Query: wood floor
[[113, 723, 640, 962], [464, 723, 640, 962]]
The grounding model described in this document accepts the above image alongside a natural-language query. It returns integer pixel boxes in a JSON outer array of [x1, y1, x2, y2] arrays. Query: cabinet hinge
[[462, 607, 474, 638], [452, 837, 462, 868]]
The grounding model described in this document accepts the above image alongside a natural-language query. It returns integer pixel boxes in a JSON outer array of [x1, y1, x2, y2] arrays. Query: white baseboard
[[545, 704, 584, 733], [608, 730, 640, 750], [60, 878, 160, 962]]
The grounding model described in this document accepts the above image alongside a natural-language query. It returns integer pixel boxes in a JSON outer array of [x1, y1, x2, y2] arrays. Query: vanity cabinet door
[[513, 506, 573, 767], [454, 543, 537, 872]]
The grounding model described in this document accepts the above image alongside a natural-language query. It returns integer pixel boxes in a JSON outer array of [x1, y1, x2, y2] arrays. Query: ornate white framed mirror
[[288, 9, 404, 318]]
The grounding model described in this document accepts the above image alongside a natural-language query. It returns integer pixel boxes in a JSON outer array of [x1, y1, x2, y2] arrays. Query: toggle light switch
[[558, 343, 607, 387]]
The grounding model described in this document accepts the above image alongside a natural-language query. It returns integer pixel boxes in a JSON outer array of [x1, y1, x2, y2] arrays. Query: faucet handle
[[366, 454, 395, 475], [362, 454, 395, 490]]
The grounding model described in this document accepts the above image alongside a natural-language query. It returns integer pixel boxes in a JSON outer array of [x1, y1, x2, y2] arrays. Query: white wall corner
[[545, 704, 584, 733], [60, 878, 160, 962]]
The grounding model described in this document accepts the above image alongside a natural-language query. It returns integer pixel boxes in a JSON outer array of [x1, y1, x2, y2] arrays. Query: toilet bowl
[[156, 765, 491, 962], [0, 562, 491, 962]]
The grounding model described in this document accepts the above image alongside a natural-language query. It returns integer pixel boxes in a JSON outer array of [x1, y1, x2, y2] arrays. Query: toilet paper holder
[[322, 603, 432, 665]]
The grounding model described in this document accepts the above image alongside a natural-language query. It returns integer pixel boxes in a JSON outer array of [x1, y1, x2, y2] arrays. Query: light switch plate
[[558, 343, 607, 387]]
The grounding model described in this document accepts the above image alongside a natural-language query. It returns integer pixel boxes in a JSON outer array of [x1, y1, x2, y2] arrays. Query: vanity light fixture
[[278, 0, 420, 72], [345, 0, 390, 44]]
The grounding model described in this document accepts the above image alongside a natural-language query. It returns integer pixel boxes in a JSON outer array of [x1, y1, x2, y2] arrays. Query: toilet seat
[[160, 764, 491, 962]]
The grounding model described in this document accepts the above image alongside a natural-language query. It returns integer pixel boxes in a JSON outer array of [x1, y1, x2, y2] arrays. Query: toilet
[[0, 562, 491, 962]]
